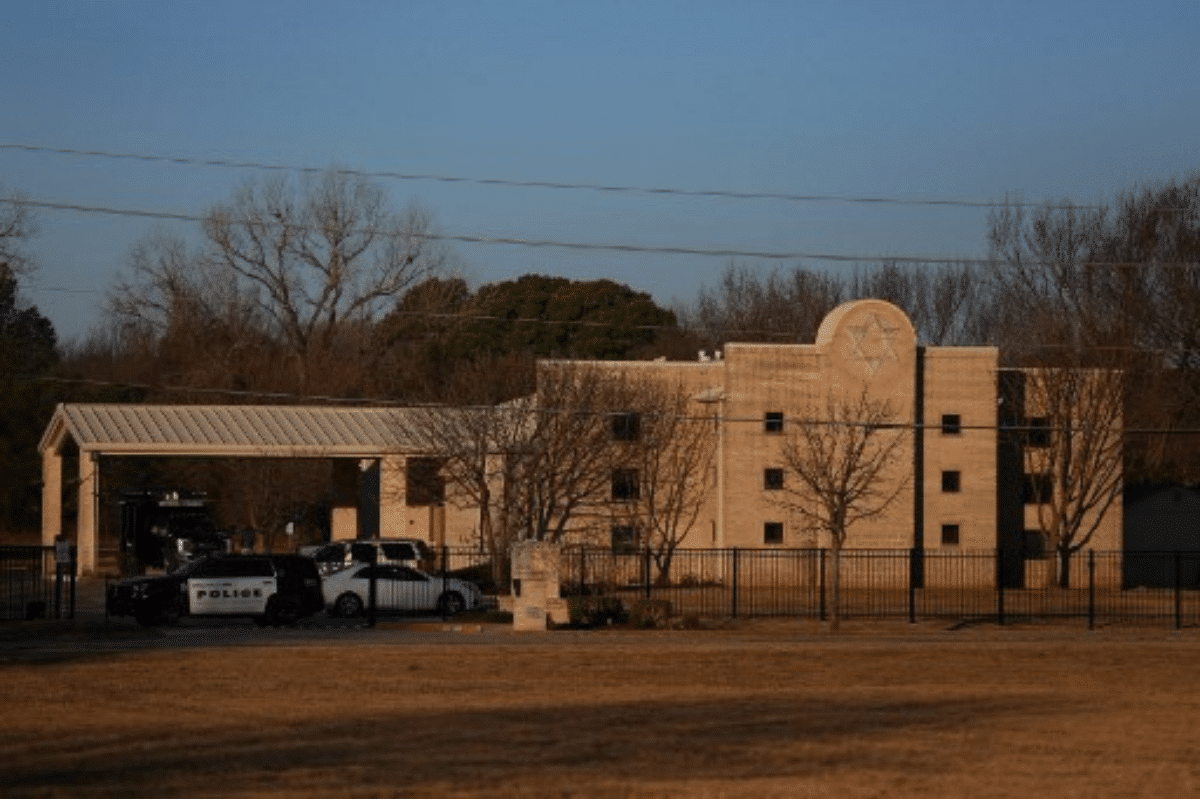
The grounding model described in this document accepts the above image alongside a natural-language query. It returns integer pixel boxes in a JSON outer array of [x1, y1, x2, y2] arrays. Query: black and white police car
[[107, 554, 324, 627]]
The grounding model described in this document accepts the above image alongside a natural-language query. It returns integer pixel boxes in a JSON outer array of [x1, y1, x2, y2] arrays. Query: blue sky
[[3, 0, 1199, 342]]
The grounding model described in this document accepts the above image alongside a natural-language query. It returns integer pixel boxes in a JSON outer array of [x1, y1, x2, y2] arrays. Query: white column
[[76, 451, 98, 575], [41, 448, 62, 548]]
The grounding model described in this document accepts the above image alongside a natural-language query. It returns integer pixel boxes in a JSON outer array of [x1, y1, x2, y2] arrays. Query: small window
[[764, 411, 784, 434], [763, 522, 784, 545], [1023, 529, 1047, 559], [611, 469, 640, 501], [941, 524, 960, 546], [1026, 417, 1051, 448], [941, 470, 961, 493], [611, 525, 638, 554], [406, 457, 445, 506], [612, 412, 641, 442], [763, 468, 784, 491], [941, 414, 962, 435], [1023, 473, 1053, 505]]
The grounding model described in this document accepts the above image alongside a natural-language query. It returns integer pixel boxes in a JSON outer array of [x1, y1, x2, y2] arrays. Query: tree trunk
[[829, 545, 841, 631]]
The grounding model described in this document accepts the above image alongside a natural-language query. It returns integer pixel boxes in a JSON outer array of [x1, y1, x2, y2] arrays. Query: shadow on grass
[[0, 692, 1048, 797]]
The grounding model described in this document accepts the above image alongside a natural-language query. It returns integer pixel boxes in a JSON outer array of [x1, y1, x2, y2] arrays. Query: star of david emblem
[[845, 313, 900, 378]]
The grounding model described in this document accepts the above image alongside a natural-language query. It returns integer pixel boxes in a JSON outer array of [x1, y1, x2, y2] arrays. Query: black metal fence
[[0, 546, 75, 621], [563, 547, 1200, 629]]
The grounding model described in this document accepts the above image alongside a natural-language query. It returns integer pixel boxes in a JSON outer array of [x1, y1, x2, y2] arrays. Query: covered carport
[[38, 403, 438, 575]]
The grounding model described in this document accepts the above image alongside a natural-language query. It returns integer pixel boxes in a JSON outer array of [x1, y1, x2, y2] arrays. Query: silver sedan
[[322, 564, 481, 617]]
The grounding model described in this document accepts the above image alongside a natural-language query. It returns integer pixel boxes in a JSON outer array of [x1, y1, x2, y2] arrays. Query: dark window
[[941, 414, 962, 435], [941, 470, 961, 492], [1023, 529, 1048, 559], [350, 543, 377, 563], [611, 525, 638, 554], [406, 457, 445, 506], [379, 543, 417, 561], [763, 522, 784, 545], [612, 412, 641, 442], [764, 411, 784, 434], [612, 469, 640, 501], [1026, 417, 1051, 448], [941, 524, 960, 546], [1023, 473, 1053, 504], [763, 468, 784, 491]]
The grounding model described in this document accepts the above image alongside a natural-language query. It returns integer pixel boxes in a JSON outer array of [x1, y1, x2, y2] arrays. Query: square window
[[406, 457, 445, 506], [941, 414, 962, 435], [763, 522, 784, 545], [763, 467, 784, 491], [941, 470, 961, 492], [1026, 417, 1051, 448], [764, 411, 784, 434], [941, 524, 960, 546], [611, 469, 639, 501], [611, 525, 638, 554], [612, 412, 640, 442], [1023, 473, 1052, 504]]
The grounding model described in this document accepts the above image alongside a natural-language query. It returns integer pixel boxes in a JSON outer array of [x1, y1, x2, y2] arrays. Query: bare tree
[[1016, 365, 1124, 588], [608, 380, 717, 584], [774, 389, 909, 629], [513, 364, 647, 544], [396, 356, 536, 588], [109, 170, 449, 392], [202, 170, 447, 388], [684, 262, 843, 348], [0, 183, 37, 278]]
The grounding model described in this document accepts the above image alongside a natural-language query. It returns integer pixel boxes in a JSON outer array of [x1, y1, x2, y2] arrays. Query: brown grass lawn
[[0, 622, 1198, 797]]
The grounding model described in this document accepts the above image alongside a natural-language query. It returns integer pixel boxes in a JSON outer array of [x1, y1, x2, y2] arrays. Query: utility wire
[[14, 197, 970, 263], [0, 142, 1089, 210], [14, 197, 1200, 270]]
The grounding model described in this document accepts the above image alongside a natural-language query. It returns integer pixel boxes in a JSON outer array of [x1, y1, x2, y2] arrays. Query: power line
[[11, 197, 981, 263], [18, 197, 1200, 270], [0, 142, 1079, 210]]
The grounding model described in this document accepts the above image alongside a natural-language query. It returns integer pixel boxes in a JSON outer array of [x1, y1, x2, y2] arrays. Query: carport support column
[[331, 458, 360, 541], [41, 447, 62, 548], [77, 450, 98, 576]]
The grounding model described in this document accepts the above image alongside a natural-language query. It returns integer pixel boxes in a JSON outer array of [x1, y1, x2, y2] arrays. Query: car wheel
[[334, 592, 364, 618], [267, 596, 301, 627], [438, 591, 466, 617], [163, 597, 184, 625]]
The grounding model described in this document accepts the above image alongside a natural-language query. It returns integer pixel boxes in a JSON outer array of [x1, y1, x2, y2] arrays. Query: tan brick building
[[538, 298, 1122, 585]]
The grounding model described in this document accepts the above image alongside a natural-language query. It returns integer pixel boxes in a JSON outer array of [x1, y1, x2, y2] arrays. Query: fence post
[[1175, 550, 1183, 631], [644, 547, 652, 600], [818, 548, 826, 622], [68, 546, 76, 621], [731, 548, 739, 619], [367, 544, 377, 629], [441, 545, 450, 621], [579, 546, 586, 596], [908, 547, 917, 624], [1087, 550, 1095, 631], [996, 546, 1005, 627]]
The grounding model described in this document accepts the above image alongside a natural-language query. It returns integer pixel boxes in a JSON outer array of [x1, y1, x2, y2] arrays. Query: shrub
[[629, 599, 673, 629], [567, 595, 628, 627]]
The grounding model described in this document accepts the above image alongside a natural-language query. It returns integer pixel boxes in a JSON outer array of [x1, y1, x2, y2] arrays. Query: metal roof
[[39, 403, 427, 458]]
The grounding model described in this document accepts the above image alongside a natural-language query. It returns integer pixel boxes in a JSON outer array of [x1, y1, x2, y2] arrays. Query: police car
[[107, 554, 324, 627]]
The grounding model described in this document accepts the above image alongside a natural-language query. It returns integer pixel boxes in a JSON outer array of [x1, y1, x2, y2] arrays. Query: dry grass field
[[0, 621, 1198, 797]]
